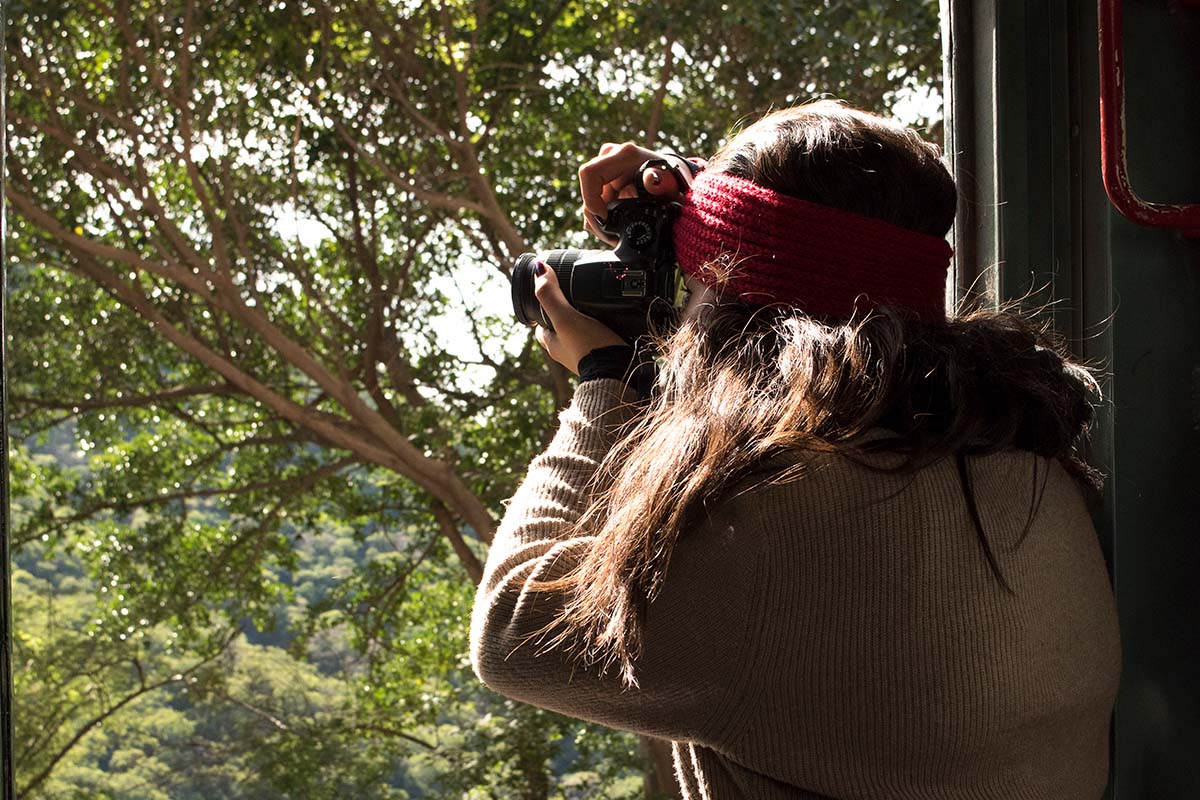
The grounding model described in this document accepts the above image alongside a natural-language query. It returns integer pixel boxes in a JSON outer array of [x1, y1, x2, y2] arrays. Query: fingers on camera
[[599, 141, 636, 157], [532, 270, 558, 305], [533, 325, 558, 359]]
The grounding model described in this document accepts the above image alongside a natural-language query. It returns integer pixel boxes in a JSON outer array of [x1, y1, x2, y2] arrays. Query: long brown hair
[[523, 101, 1102, 690]]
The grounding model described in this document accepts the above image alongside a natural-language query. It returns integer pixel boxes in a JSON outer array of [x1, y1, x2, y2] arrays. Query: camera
[[510, 194, 683, 343]]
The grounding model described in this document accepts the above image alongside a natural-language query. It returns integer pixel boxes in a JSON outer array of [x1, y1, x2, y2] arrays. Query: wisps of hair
[[519, 293, 1102, 690]]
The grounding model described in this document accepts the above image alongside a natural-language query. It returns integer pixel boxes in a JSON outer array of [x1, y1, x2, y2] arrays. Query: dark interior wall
[[942, 1, 1200, 797], [1106, 3, 1200, 796]]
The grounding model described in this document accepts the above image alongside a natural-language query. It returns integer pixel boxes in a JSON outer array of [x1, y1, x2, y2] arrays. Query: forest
[[6, 1, 942, 796]]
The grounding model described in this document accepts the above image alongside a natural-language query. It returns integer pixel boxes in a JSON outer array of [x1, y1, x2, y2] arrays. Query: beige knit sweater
[[469, 379, 1122, 799]]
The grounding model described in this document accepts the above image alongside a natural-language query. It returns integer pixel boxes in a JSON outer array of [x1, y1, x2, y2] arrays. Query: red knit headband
[[672, 171, 954, 321]]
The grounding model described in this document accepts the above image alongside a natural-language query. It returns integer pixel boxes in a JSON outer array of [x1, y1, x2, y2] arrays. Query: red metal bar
[[1098, 0, 1200, 233]]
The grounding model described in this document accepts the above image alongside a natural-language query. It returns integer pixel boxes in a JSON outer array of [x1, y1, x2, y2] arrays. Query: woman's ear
[[680, 277, 719, 323]]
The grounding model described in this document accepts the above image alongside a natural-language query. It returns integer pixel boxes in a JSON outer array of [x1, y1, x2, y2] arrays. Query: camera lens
[[511, 249, 584, 331]]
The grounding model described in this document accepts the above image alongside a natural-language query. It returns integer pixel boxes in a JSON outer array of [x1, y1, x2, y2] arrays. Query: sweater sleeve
[[469, 378, 766, 744]]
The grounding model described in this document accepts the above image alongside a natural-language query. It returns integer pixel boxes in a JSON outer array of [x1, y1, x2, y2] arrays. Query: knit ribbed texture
[[672, 171, 954, 320], [470, 381, 1122, 799]]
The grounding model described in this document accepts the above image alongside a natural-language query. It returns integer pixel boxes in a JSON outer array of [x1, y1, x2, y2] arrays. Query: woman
[[469, 100, 1121, 799]]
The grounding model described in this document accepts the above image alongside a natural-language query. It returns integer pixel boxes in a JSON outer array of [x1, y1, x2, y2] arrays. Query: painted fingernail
[[535, 261, 546, 276]]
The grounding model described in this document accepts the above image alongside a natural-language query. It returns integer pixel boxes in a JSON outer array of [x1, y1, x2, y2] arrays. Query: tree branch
[[214, 690, 290, 732], [18, 629, 237, 798], [432, 500, 485, 578], [347, 723, 438, 752], [332, 122, 488, 217], [10, 383, 237, 417], [7, 190, 402, 468], [645, 28, 677, 145], [11, 183, 494, 539]]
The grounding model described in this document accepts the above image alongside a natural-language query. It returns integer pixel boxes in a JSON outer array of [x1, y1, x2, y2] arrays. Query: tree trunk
[[641, 735, 681, 800], [516, 722, 551, 800]]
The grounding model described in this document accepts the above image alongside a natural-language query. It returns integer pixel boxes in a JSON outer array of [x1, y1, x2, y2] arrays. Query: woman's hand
[[532, 262, 627, 375], [578, 142, 692, 245]]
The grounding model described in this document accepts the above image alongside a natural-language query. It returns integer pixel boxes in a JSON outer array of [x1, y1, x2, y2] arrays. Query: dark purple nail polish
[[536, 261, 546, 276]]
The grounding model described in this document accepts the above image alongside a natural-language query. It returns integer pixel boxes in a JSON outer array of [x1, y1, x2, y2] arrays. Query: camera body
[[510, 197, 682, 343]]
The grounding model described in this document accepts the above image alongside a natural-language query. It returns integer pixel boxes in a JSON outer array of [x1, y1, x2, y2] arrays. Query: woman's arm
[[469, 378, 765, 744], [468, 143, 757, 742]]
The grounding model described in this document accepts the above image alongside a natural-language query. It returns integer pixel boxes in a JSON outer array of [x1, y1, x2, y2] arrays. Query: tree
[[7, 0, 942, 795], [9, 536, 236, 798]]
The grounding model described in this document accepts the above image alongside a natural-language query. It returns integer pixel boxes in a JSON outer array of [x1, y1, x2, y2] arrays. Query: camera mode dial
[[624, 220, 654, 249]]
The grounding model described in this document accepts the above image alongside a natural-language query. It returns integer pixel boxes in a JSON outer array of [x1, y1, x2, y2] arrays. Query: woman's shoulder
[[706, 442, 1095, 588], [718, 432, 1079, 518], [723, 428, 911, 491]]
